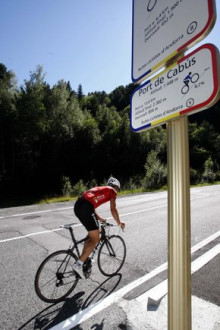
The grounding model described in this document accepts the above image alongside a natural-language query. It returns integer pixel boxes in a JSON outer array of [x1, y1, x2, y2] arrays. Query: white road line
[[119, 204, 166, 218], [191, 231, 220, 253], [191, 244, 220, 273], [0, 203, 166, 220], [50, 263, 168, 330], [191, 230, 220, 254], [0, 205, 166, 243], [139, 244, 220, 305], [0, 207, 73, 219], [50, 232, 220, 330], [0, 187, 216, 220], [0, 224, 81, 243]]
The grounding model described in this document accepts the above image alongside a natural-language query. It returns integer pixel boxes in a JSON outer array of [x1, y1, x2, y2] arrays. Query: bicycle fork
[[105, 239, 116, 257]]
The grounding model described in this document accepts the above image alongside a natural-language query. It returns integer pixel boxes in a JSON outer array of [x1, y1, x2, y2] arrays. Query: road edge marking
[[139, 244, 220, 306], [49, 232, 220, 330]]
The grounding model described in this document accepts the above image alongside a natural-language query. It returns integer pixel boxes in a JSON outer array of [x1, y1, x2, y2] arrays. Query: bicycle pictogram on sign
[[181, 72, 200, 94]]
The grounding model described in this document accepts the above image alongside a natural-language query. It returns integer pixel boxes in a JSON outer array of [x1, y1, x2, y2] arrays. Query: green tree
[[143, 150, 167, 189], [189, 121, 218, 169], [202, 156, 216, 183], [72, 179, 87, 196], [48, 80, 75, 140], [82, 93, 99, 116], [0, 64, 17, 190], [109, 83, 137, 111], [77, 84, 83, 103], [61, 176, 72, 196], [15, 66, 50, 190], [42, 80, 85, 191]]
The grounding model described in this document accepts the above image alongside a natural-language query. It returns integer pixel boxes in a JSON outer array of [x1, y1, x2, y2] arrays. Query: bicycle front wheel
[[97, 235, 126, 276], [181, 85, 189, 94], [191, 73, 199, 83], [35, 250, 79, 303]]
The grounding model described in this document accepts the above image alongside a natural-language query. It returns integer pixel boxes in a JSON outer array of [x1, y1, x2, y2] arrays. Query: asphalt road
[[0, 185, 219, 329]]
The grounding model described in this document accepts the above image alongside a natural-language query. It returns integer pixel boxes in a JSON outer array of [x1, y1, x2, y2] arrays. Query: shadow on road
[[18, 274, 122, 330], [82, 273, 122, 309]]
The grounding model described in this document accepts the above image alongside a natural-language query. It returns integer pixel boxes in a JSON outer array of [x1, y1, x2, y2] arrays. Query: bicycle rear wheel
[[97, 235, 126, 276], [35, 250, 79, 303]]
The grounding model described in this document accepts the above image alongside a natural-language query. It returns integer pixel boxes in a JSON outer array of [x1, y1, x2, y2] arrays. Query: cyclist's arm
[[110, 198, 125, 228]]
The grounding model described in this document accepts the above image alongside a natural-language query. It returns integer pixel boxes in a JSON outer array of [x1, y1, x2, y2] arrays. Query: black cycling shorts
[[74, 198, 99, 231]]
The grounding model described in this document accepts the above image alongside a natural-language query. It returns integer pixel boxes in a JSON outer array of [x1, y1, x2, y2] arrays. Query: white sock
[[76, 260, 83, 267]]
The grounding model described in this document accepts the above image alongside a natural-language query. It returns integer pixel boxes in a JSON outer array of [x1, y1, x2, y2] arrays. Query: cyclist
[[73, 177, 125, 279], [183, 72, 192, 87]]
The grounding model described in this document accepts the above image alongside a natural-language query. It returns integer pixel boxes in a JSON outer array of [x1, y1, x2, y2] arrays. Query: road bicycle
[[34, 221, 126, 303], [181, 73, 199, 94]]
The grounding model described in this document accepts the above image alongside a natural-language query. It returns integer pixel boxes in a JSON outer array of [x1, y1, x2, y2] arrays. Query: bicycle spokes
[[35, 250, 79, 303], [97, 235, 126, 276]]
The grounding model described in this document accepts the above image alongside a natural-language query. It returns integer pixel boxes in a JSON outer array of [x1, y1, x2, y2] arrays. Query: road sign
[[131, 43, 220, 132], [132, 0, 216, 82]]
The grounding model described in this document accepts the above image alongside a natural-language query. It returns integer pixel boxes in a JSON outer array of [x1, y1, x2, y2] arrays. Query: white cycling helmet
[[107, 177, 120, 189]]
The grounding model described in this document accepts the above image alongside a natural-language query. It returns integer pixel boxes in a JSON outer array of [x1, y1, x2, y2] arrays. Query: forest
[[0, 63, 220, 204]]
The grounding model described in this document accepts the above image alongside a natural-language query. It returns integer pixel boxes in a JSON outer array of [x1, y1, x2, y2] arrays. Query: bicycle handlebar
[[101, 221, 125, 232], [60, 221, 124, 231], [101, 221, 112, 225], [60, 222, 113, 229], [60, 223, 74, 229]]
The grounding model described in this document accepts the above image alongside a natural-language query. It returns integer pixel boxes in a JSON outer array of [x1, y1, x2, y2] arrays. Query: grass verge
[[1, 182, 219, 208]]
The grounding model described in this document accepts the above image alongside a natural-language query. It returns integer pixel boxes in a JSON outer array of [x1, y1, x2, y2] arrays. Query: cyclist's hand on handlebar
[[119, 221, 125, 229]]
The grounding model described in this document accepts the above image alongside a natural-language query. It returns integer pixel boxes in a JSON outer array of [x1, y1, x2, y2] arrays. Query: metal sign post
[[131, 1, 219, 329], [167, 115, 191, 330]]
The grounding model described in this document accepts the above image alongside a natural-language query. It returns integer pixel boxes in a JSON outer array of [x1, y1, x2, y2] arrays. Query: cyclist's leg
[[183, 79, 189, 87], [74, 198, 100, 262], [80, 229, 99, 262]]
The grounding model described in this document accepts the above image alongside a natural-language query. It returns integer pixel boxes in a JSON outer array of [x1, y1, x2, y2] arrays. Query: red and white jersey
[[82, 186, 117, 208]]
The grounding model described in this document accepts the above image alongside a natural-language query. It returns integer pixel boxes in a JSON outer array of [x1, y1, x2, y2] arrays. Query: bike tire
[[191, 73, 199, 83], [97, 235, 126, 276], [35, 250, 79, 303], [181, 85, 189, 94]]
